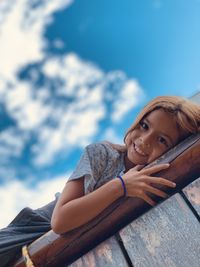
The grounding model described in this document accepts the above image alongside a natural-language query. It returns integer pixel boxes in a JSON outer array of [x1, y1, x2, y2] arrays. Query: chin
[[128, 153, 148, 166]]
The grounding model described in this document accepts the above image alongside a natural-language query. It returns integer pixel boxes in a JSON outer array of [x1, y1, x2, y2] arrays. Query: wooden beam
[[119, 193, 200, 266], [13, 134, 200, 267]]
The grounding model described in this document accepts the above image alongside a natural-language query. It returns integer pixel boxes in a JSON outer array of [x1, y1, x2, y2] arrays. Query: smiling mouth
[[133, 144, 147, 156]]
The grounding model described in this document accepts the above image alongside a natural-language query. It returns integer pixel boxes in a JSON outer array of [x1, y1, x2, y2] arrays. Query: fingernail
[[172, 183, 176, 187], [163, 163, 170, 167]]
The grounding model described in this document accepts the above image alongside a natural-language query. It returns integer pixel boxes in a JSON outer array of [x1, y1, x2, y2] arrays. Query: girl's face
[[125, 109, 181, 170]]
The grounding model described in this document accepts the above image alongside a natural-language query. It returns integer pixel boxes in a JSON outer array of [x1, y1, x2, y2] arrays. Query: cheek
[[128, 130, 138, 140], [125, 129, 142, 146], [125, 132, 134, 145], [150, 146, 168, 162]]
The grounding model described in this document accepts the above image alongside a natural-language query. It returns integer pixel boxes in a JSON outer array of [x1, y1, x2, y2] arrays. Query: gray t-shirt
[[67, 142, 126, 194]]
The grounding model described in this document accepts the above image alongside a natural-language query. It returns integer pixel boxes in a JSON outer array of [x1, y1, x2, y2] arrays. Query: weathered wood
[[119, 193, 200, 267], [69, 236, 129, 267], [183, 177, 200, 217], [13, 134, 200, 267]]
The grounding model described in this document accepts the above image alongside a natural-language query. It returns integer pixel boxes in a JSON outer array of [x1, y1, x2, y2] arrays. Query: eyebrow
[[144, 118, 174, 145]]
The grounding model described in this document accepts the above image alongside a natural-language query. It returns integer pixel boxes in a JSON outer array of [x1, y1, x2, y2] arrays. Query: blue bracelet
[[116, 175, 127, 197]]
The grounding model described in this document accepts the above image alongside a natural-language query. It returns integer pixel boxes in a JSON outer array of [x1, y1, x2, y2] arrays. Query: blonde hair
[[106, 95, 200, 152]]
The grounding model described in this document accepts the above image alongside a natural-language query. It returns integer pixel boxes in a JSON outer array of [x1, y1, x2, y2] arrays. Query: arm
[[51, 164, 175, 234], [51, 177, 124, 234]]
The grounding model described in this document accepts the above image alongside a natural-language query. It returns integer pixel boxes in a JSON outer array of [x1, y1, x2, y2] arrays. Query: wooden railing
[[13, 134, 200, 267]]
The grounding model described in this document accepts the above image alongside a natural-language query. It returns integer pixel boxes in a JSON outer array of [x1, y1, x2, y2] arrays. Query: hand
[[122, 164, 176, 206]]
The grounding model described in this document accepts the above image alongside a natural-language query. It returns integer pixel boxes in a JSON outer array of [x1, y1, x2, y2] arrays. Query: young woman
[[1, 95, 200, 266]]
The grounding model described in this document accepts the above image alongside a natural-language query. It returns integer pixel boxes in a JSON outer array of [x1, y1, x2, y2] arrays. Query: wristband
[[116, 175, 126, 197]]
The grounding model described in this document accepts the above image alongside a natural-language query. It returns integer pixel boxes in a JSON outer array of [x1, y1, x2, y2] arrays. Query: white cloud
[[1, 70, 143, 169], [0, 0, 73, 80], [103, 128, 123, 145], [111, 79, 144, 122], [43, 54, 104, 96], [0, 0, 144, 173], [53, 38, 65, 49], [5, 83, 52, 130], [0, 174, 69, 229], [0, 128, 27, 157], [32, 100, 105, 166], [5, 84, 31, 109], [1, 51, 142, 167]]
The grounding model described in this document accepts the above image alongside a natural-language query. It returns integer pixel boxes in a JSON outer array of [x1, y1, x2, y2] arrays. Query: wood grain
[[69, 236, 128, 267], [119, 193, 200, 267]]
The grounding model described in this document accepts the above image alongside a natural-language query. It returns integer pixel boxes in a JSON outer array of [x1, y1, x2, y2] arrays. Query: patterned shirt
[[68, 142, 126, 194]]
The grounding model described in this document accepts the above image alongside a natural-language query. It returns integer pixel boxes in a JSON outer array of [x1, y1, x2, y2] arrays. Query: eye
[[139, 120, 148, 130], [158, 136, 168, 147]]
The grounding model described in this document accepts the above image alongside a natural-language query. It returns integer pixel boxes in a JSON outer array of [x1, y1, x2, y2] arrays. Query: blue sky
[[46, 0, 200, 97], [0, 0, 200, 227]]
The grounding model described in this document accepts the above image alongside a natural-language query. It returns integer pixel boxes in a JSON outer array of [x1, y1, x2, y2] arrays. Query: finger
[[142, 194, 156, 206], [143, 184, 169, 198], [143, 176, 176, 188], [142, 163, 170, 175], [132, 164, 145, 172]]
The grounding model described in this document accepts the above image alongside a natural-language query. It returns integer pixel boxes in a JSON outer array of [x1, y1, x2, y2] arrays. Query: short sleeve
[[67, 143, 108, 194]]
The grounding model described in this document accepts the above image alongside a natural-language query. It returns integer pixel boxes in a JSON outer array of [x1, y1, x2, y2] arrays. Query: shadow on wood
[[13, 134, 200, 267]]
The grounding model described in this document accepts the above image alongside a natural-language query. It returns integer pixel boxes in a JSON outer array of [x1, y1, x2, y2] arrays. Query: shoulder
[[85, 141, 121, 159]]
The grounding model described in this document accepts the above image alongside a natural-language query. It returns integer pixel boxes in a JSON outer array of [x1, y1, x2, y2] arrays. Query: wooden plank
[[119, 193, 200, 267], [69, 236, 129, 267], [183, 177, 200, 217], [13, 134, 200, 267]]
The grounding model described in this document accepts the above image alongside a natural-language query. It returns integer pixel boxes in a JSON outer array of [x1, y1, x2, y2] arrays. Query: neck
[[124, 153, 136, 172]]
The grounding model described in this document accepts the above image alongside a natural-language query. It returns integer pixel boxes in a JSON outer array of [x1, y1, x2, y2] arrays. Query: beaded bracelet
[[116, 175, 127, 197], [22, 245, 35, 267]]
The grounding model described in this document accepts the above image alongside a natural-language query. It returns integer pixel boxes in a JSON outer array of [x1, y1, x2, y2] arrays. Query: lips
[[133, 144, 147, 156]]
